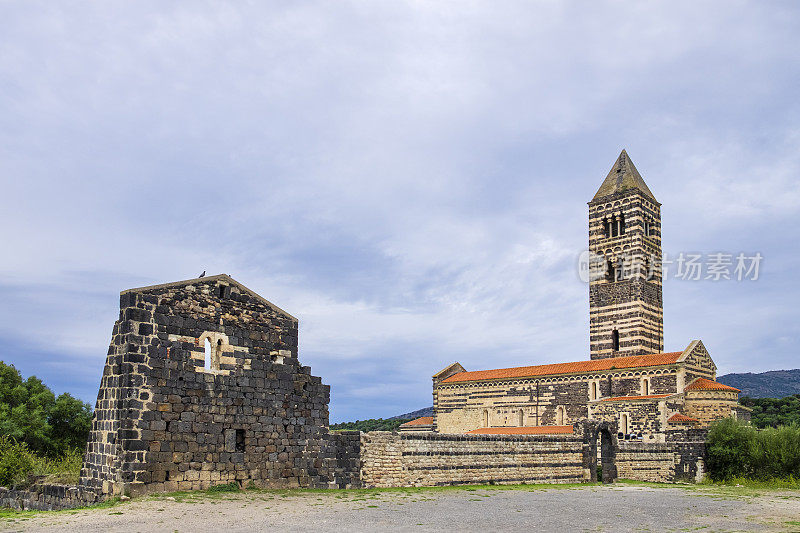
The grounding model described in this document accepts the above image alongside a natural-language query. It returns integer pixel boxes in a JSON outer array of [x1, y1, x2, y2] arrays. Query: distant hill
[[717, 369, 800, 398], [385, 370, 800, 420], [389, 407, 433, 420]]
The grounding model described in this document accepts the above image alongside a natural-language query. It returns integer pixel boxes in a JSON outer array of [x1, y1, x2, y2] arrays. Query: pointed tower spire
[[592, 149, 657, 202]]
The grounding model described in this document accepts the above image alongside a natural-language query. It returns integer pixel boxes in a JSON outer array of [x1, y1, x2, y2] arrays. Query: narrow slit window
[[235, 429, 245, 452], [482, 409, 489, 427], [611, 330, 620, 351], [517, 410, 524, 427], [204, 338, 212, 368]]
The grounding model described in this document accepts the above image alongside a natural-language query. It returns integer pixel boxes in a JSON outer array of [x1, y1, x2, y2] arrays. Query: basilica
[[405, 150, 749, 441]]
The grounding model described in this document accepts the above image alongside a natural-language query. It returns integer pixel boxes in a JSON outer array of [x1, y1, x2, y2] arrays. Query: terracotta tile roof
[[600, 394, 672, 402], [400, 416, 434, 427], [668, 413, 699, 424], [441, 352, 683, 384], [684, 377, 740, 393], [466, 426, 574, 435]]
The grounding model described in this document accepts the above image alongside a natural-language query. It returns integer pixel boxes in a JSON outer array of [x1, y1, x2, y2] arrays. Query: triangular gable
[[677, 339, 717, 375], [121, 274, 297, 321], [433, 362, 466, 382]]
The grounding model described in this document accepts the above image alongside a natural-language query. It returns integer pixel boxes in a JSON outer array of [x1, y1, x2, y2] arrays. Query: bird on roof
[[199, 271, 206, 278]]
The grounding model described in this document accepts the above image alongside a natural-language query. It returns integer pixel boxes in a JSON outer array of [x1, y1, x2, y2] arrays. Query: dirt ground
[[2, 482, 800, 532]]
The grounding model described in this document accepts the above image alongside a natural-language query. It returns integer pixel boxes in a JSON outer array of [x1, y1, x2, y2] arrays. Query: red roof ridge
[[684, 377, 740, 393], [441, 352, 683, 384], [466, 426, 573, 435], [600, 393, 672, 402], [400, 416, 434, 426]]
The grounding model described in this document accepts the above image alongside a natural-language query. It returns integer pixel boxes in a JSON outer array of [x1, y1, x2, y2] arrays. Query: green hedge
[[707, 418, 800, 481], [330, 418, 412, 432]]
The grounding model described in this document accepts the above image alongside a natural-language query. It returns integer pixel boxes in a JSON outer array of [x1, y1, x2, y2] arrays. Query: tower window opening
[[611, 216, 618, 238], [619, 213, 625, 234], [603, 218, 611, 238], [605, 260, 615, 282], [611, 329, 620, 351]]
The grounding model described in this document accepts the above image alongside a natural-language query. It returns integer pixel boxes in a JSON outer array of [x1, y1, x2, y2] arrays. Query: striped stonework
[[588, 151, 664, 360]]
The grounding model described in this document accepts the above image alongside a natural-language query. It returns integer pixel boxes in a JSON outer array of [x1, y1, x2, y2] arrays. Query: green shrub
[[707, 418, 800, 482], [29, 447, 83, 485], [0, 435, 35, 487]]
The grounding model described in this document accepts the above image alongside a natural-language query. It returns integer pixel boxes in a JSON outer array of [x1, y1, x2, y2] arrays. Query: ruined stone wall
[[616, 440, 706, 483], [358, 432, 585, 488], [616, 442, 675, 482], [80, 275, 333, 496]]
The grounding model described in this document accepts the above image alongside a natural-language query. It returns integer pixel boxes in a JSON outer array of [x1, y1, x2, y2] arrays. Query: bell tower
[[588, 150, 664, 360]]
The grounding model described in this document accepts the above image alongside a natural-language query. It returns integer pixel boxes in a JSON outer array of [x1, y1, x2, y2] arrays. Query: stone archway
[[575, 419, 618, 483]]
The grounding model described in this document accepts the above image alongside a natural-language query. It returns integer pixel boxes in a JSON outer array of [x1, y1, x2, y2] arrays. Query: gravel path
[[2, 484, 800, 532]]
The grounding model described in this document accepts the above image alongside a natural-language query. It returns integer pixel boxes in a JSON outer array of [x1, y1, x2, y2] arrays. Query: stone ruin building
[[416, 150, 750, 439], [80, 275, 333, 495]]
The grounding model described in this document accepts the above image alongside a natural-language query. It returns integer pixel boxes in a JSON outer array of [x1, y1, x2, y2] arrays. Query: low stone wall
[[617, 440, 705, 483], [0, 484, 102, 511], [617, 442, 675, 482], [359, 431, 586, 488]]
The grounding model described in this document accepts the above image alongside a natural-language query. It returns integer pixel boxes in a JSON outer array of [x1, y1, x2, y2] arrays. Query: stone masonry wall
[[616, 440, 706, 483], [358, 432, 585, 488]]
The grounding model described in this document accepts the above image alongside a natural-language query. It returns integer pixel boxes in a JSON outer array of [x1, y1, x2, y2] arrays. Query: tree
[[0, 361, 93, 456]]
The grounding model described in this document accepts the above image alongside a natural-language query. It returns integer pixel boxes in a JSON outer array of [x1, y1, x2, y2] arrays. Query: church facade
[[426, 151, 749, 442]]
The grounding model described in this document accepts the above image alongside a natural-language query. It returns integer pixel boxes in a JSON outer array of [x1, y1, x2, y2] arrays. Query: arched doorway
[[598, 427, 616, 483], [585, 421, 618, 484]]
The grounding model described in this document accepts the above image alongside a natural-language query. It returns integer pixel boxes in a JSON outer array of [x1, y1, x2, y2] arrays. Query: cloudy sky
[[1, 2, 798, 422]]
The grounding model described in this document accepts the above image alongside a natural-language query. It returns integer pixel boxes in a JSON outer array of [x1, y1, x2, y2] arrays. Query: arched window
[[590, 381, 598, 401], [482, 409, 489, 428], [610, 216, 618, 238], [620, 413, 629, 434], [619, 213, 625, 234], [204, 338, 212, 368], [517, 410, 524, 427], [611, 329, 620, 352], [556, 406, 566, 425], [641, 378, 650, 396]]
